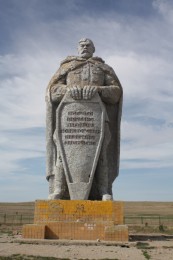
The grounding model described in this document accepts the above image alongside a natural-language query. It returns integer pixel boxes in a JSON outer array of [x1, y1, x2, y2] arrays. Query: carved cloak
[[45, 56, 123, 192]]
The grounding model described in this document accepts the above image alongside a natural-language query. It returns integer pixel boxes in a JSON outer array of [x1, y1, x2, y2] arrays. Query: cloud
[[114, 169, 173, 201], [0, 127, 45, 178], [0, 0, 173, 201], [121, 119, 173, 169], [0, 51, 59, 130], [0, 172, 47, 202], [153, 0, 173, 24]]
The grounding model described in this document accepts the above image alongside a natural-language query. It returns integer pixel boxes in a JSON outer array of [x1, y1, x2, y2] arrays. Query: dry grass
[[0, 202, 34, 215], [124, 201, 173, 217], [0, 201, 173, 217]]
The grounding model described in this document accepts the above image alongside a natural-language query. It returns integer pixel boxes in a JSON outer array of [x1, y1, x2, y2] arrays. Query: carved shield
[[56, 92, 105, 200]]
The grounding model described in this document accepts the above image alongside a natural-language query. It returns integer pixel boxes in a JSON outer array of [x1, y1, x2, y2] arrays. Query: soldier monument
[[46, 38, 123, 201], [22, 39, 128, 241]]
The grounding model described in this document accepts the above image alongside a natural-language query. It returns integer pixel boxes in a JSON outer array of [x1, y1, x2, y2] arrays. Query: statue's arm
[[99, 68, 122, 105], [49, 67, 67, 104], [50, 78, 67, 103]]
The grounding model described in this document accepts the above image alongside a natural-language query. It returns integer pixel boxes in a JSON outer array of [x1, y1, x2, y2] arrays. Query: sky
[[0, 0, 173, 202]]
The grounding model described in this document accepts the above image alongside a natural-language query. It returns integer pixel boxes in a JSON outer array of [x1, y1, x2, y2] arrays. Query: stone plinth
[[23, 200, 128, 242], [23, 224, 45, 239]]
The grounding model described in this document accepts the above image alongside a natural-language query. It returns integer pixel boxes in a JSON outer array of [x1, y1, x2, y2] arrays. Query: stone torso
[[66, 62, 104, 88]]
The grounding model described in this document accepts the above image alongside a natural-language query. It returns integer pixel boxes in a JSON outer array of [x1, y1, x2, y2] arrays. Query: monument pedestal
[[23, 200, 128, 242]]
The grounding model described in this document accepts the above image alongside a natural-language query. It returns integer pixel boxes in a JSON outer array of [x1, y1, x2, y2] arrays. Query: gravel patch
[[0, 234, 173, 260]]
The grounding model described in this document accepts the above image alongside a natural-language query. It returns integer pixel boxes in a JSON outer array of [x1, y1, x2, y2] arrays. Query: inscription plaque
[[56, 92, 105, 200]]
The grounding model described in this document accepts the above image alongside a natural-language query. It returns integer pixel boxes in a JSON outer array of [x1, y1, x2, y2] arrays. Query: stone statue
[[45, 38, 123, 201]]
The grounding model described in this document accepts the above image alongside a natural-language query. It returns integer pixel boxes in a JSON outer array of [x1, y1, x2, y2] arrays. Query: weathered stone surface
[[22, 224, 46, 239], [56, 92, 105, 200], [45, 38, 123, 200], [23, 200, 128, 241], [34, 200, 124, 224]]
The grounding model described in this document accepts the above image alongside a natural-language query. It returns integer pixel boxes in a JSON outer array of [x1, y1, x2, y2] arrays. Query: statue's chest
[[67, 63, 104, 87]]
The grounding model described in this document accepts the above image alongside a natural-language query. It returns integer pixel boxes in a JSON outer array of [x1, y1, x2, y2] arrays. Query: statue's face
[[78, 41, 94, 58]]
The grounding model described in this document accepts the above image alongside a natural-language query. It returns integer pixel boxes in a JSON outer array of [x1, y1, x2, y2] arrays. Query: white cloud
[[114, 170, 173, 201], [153, 0, 173, 23], [0, 52, 60, 130], [0, 129, 45, 177], [0, 0, 173, 201], [121, 119, 173, 169], [0, 173, 47, 202]]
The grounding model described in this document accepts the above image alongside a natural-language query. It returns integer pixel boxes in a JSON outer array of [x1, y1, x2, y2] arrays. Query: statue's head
[[77, 38, 95, 58]]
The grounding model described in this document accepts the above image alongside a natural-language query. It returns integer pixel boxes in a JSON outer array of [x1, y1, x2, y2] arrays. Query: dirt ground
[[0, 233, 173, 260]]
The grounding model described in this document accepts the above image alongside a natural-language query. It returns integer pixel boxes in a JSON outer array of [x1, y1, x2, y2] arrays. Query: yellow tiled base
[[46, 222, 105, 240], [45, 222, 128, 241], [22, 222, 128, 241], [34, 200, 124, 225], [23, 200, 128, 241], [22, 224, 45, 239]]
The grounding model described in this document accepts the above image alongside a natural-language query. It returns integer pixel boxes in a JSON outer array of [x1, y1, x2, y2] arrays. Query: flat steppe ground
[[0, 233, 173, 260], [125, 201, 173, 216], [1, 201, 173, 216], [0, 201, 173, 260]]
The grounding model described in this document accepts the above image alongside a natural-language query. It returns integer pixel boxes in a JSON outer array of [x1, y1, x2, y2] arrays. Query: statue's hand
[[83, 85, 97, 100], [68, 86, 82, 100]]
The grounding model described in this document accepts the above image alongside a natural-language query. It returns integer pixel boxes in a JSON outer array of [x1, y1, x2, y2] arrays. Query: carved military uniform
[[46, 56, 123, 200]]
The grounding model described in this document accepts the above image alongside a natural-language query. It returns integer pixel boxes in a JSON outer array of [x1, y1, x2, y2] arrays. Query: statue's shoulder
[[92, 57, 113, 71], [92, 56, 105, 64], [60, 56, 80, 65], [93, 57, 114, 73]]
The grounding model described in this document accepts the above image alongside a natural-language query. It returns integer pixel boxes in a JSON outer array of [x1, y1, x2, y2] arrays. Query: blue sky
[[0, 0, 173, 202]]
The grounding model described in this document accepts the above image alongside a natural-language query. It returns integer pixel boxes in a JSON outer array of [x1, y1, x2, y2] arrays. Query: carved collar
[[61, 56, 105, 65]]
